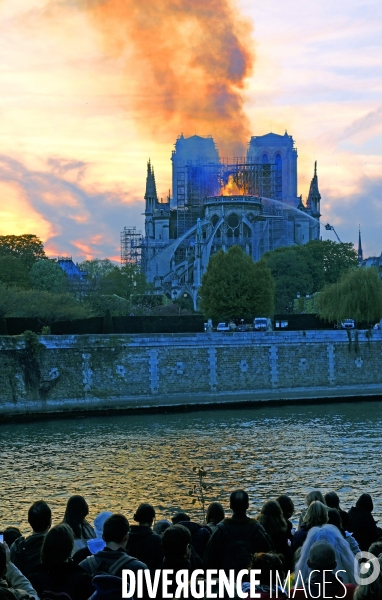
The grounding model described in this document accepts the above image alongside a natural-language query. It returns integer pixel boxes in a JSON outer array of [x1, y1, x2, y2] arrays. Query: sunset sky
[[0, 0, 381, 261]]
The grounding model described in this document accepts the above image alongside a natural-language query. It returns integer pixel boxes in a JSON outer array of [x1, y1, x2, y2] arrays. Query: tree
[[10, 290, 90, 325], [77, 259, 116, 280], [263, 240, 358, 313], [0, 284, 19, 318], [262, 246, 313, 313], [199, 246, 275, 319], [0, 256, 30, 288], [317, 268, 382, 324], [0, 234, 46, 269], [99, 263, 149, 298], [30, 260, 68, 293]]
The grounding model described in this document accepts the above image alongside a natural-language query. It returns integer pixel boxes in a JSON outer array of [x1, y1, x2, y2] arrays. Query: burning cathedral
[[121, 132, 321, 308]]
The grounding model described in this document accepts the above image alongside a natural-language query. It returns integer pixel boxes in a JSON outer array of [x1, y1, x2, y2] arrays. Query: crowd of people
[[1, 489, 382, 600]]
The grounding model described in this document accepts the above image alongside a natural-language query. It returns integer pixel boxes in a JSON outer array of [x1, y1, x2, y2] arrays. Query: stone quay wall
[[0, 330, 382, 418]]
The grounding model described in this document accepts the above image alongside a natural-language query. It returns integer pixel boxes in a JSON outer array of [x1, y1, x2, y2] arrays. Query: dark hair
[[230, 490, 249, 515], [356, 494, 373, 513], [251, 552, 285, 585], [368, 541, 382, 557], [134, 503, 155, 524], [28, 501, 52, 533], [63, 495, 89, 538], [206, 502, 225, 525], [325, 492, 340, 509], [257, 501, 287, 537], [276, 495, 294, 519], [0, 544, 6, 575], [306, 490, 325, 507], [327, 508, 344, 534], [162, 525, 191, 559], [103, 514, 130, 544], [172, 512, 190, 524], [3, 527, 22, 547], [41, 524, 74, 565]]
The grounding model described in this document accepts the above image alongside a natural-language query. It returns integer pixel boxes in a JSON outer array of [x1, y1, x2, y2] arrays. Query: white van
[[254, 317, 272, 331]]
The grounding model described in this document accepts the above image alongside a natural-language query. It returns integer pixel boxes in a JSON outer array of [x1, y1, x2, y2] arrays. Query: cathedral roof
[[306, 161, 321, 211]]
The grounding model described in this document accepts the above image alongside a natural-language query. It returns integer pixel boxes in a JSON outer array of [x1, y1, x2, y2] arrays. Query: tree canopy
[[0, 234, 46, 269], [199, 245, 275, 319], [262, 240, 358, 312], [317, 267, 382, 324], [99, 263, 149, 298], [30, 260, 68, 293], [0, 256, 30, 288], [77, 258, 116, 280]]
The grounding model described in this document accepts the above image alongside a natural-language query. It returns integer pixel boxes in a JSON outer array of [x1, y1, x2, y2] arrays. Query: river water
[[1, 401, 381, 532]]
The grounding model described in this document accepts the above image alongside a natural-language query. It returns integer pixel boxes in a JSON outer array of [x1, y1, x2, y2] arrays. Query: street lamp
[[297, 292, 301, 299]]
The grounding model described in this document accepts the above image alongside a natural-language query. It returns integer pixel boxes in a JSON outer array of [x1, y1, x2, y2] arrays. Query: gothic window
[[262, 153, 269, 164], [227, 213, 240, 238]]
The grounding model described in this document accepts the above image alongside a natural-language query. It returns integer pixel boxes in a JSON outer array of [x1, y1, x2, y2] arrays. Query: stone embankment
[[0, 330, 381, 419]]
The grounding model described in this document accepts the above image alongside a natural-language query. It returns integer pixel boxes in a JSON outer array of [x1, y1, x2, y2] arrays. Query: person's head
[[251, 552, 285, 585], [134, 503, 155, 526], [307, 540, 337, 571], [325, 492, 340, 510], [276, 495, 294, 520], [206, 502, 225, 526], [102, 514, 130, 547], [0, 544, 6, 577], [306, 490, 325, 507], [93, 511, 113, 539], [41, 524, 74, 566], [3, 527, 22, 547], [257, 501, 287, 535], [162, 525, 191, 560], [230, 490, 249, 516], [327, 508, 343, 532], [153, 520, 172, 536], [171, 512, 190, 525], [63, 495, 89, 538], [354, 554, 382, 600], [356, 494, 373, 513], [28, 501, 52, 533], [304, 501, 328, 529], [368, 541, 382, 557]]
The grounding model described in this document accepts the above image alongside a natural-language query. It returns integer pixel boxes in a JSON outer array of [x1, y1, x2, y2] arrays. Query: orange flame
[[78, 0, 255, 156], [220, 174, 243, 196]]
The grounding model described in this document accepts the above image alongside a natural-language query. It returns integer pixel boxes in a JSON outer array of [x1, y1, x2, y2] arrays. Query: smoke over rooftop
[[76, 0, 255, 156]]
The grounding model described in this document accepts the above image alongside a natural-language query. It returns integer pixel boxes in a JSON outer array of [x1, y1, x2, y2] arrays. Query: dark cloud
[[0, 154, 144, 261]]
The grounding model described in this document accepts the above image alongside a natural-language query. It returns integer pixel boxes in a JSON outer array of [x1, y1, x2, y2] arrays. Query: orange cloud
[[75, 0, 255, 157]]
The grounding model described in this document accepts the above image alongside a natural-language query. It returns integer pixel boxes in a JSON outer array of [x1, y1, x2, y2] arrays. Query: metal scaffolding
[[176, 158, 278, 236], [120, 226, 143, 265]]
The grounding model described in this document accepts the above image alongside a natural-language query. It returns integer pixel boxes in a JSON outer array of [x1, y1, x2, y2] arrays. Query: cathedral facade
[[124, 132, 321, 308]]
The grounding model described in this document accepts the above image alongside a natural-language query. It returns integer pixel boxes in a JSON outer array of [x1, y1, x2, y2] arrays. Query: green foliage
[[88, 294, 130, 316], [0, 284, 19, 318], [199, 246, 275, 319], [189, 466, 212, 522], [77, 258, 116, 280], [263, 240, 358, 313], [317, 268, 382, 324], [0, 256, 30, 288], [23, 330, 42, 358], [30, 260, 68, 293], [21, 330, 43, 394], [10, 290, 90, 325], [99, 264, 149, 298], [0, 234, 46, 269]]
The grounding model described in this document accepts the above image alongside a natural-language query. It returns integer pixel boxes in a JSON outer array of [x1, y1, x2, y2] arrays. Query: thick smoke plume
[[79, 0, 255, 156]]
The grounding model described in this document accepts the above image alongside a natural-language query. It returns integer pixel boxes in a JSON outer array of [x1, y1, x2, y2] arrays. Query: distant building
[[56, 257, 87, 281], [122, 132, 321, 308]]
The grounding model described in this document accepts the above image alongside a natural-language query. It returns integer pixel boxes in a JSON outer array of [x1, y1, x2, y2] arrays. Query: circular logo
[[354, 552, 380, 586]]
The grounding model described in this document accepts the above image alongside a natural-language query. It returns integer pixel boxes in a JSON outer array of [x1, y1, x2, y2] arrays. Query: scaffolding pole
[[120, 226, 143, 265]]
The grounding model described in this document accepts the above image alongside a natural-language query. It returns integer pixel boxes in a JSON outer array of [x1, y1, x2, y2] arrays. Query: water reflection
[[1, 401, 381, 530]]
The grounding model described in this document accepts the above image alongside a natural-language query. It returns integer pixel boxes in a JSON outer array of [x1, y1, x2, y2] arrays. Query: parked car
[[237, 324, 250, 332], [216, 322, 230, 332], [341, 319, 355, 329]]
